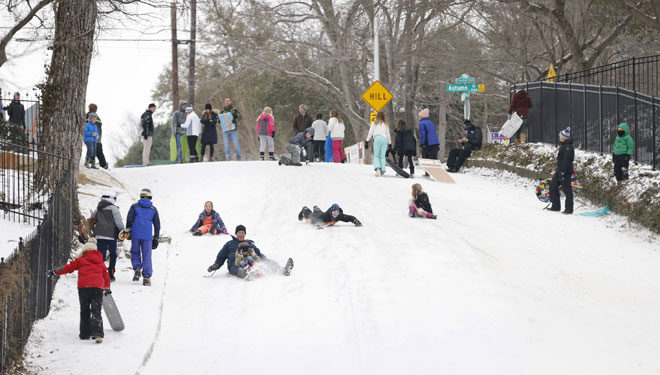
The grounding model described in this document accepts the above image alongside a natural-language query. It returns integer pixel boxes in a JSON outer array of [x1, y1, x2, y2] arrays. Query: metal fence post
[[554, 81, 558, 146], [599, 85, 603, 155], [584, 84, 587, 149], [653, 97, 657, 170], [540, 82, 544, 142]]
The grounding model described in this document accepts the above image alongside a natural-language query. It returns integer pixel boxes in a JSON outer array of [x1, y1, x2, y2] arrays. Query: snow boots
[[283, 258, 294, 276], [85, 158, 97, 169], [92, 336, 103, 344], [143, 277, 151, 286], [260, 152, 265, 161], [409, 207, 417, 218], [133, 269, 141, 281], [192, 230, 202, 236], [108, 267, 115, 282], [269, 152, 276, 161]]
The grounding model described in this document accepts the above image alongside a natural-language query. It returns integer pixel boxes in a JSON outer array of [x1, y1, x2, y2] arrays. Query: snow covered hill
[[20, 161, 660, 375]]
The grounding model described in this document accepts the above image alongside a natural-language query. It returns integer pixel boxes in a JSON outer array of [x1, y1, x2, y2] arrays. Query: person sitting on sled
[[47, 238, 111, 344], [190, 201, 229, 236], [207, 225, 294, 278], [297, 203, 362, 227], [409, 183, 437, 219]]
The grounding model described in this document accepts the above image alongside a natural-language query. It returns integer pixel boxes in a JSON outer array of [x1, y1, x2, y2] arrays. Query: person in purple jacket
[[418, 108, 439, 160], [125, 188, 161, 286]]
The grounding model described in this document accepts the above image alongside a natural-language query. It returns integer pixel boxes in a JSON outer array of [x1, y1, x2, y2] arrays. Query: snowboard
[[499, 112, 523, 139], [169, 135, 200, 162], [278, 155, 301, 166], [385, 158, 410, 178], [102, 293, 125, 331], [418, 158, 456, 184]]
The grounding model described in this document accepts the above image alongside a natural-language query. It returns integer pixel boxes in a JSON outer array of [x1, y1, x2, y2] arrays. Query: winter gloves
[[104, 289, 112, 296], [353, 218, 362, 227], [152, 237, 159, 249], [271, 131, 275, 138], [46, 269, 57, 277], [207, 263, 220, 272]]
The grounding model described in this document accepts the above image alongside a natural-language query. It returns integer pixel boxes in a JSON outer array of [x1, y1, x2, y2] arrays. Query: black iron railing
[[1, 93, 41, 148]]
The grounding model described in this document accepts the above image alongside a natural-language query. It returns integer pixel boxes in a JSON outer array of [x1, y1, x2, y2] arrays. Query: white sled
[[499, 112, 523, 139]]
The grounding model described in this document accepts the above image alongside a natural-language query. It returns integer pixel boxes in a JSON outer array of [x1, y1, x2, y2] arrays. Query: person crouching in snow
[[47, 238, 111, 343], [190, 201, 228, 236], [409, 183, 436, 219], [297, 203, 362, 227], [281, 127, 314, 166], [206, 225, 294, 278]]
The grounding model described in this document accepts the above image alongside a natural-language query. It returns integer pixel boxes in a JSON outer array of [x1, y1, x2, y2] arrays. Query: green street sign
[[446, 84, 479, 93], [455, 73, 476, 84]]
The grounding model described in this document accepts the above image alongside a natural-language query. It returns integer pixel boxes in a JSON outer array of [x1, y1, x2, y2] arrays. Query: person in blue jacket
[[83, 113, 100, 169], [206, 225, 294, 279], [190, 201, 228, 236], [125, 188, 161, 286], [418, 108, 439, 160]]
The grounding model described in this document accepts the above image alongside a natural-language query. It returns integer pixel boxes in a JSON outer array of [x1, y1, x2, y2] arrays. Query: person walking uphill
[[548, 127, 575, 214], [200, 104, 218, 162], [172, 100, 188, 163], [365, 111, 392, 176], [125, 188, 161, 285], [612, 122, 634, 182], [293, 104, 313, 135], [508, 88, 533, 144], [47, 238, 111, 343], [83, 113, 100, 169], [182, 106, 201, 162], [141, 103, 156, 166], [257, 106, 276, 161], [418, 108, 439, 160], [393, 119, 417, 177], [94, 191, 124, 282]]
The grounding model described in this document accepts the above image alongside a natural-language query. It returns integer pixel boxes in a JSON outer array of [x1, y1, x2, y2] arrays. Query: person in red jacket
[[508, 88, 533, 144], [47, 238, 111, 343]]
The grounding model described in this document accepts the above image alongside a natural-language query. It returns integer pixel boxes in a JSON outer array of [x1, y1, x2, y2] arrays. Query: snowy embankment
[[0, 219, 35, 260], [20, 160, 660, 375]]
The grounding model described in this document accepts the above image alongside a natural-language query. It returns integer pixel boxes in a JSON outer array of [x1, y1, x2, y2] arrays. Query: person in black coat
[[447, 119, 482, 172], [140, 104, 156, 166], [549, 127, 575, 214], [393, 119, 417, 177], [200, 103, 219, 161], [3, 92, 25, 129], [297, 203, 362, 227]]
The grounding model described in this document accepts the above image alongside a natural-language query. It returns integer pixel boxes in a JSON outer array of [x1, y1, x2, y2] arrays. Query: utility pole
[[171, 2, 179, 112], [188, 0, 197, 108], [373, 6, 379, 82]]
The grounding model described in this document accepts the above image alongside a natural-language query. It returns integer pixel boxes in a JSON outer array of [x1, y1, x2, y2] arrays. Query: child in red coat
[[48, 238, 111, 343]]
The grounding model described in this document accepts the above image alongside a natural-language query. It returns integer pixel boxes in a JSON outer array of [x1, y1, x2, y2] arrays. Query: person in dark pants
[[393, 119, 417, 177], [508, 88, 533, 144], [549, 127, 575, 214], [446, 119, 482, 172], [297, 203, 362, 227], [418, 108, 439, 160], [86, 104, 108, 169], [3, 92, 25, 129], [126, 188, 161, 286], [48, 238, 111, 343], [93, 191, 124, 282], [612, 122, 634, 182], [200, 103, 219, 161]]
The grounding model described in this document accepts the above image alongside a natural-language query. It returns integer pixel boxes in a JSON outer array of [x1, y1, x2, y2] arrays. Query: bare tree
[[0, 0, 56, 69], [611, 0, 660, 32]]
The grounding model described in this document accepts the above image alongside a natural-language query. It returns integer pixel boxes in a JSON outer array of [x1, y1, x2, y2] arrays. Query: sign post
[[445, 73, 484, 121]]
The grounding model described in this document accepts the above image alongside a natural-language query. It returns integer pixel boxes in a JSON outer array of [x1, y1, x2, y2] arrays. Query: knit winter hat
[[204, 103, 212, 110], [330, 203, 341, 212], [185, 107, 193, 113], [140, 188, 152, 199], [418, 108, 430, 118], [82, 237, 97, 252], [102, 191, 117, 203], [235, 224, 246, 234], [88, 112, 98, 120], [306, 127, 315, 136], [560, 127, 571, 138]]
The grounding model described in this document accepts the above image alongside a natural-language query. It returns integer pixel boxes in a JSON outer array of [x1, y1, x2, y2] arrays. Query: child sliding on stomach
[[190, 201, 229, 236], [409, 183, 437, 219], [47, 238, 111, 343]]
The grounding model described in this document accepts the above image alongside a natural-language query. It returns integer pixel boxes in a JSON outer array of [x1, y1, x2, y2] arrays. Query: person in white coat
[[327, 109, 346, 163], [365, 111, 392, 176], [182, 106, 201, 162], [311, 113, 328, 161]]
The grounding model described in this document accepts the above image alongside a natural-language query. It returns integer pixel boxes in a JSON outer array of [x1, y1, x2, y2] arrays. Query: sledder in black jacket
[[297, 203, 362, 227]]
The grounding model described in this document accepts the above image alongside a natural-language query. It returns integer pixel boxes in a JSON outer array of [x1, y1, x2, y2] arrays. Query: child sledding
[[297, 203, 362, 228], [409, 184, 437, 219], [189, 201, 229, 236]]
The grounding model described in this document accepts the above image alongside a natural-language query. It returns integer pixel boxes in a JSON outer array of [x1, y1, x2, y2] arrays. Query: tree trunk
[[37, 0, 97, 219]]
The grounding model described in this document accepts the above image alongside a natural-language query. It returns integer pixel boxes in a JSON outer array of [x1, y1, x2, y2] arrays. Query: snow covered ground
[[0, 219, 35, 260], [20, 160, 660, 375]]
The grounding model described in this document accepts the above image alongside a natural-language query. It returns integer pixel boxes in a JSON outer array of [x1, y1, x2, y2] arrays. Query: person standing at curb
[[219, 96, 242, 160], [612, 122, 634, 182], [141, 103, 156, 166], [548, 127, 574, 214], [508, 88, 533, 144], [182, 106, 201, 163], [418, 108, 439, 161]]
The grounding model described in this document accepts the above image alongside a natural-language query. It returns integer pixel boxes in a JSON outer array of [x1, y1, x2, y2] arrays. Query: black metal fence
[[556, 55, 660, 98], [1, 93, 41, 148], [511, 81, 660, 169], [0, 140, 70, 225], [0, 143, 73, 374]]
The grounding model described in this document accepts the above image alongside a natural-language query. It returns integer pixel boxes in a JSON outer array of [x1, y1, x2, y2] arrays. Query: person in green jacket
[[612, 122, 634, 181]]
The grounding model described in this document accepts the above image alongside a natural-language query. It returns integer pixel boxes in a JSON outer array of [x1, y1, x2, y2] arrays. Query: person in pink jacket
[[257, 106, 276, 160]]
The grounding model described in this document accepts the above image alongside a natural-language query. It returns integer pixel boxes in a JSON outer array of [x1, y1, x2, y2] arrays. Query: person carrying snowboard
[[297, 203, 362, 227], [207, 225, 294, 279], [125, 188, 161, 285], [47, 238, 111, 343], [612, 122, 634, 182], [190, 201, 229, 236], [548, 127, 575, 214], [93, 191, 124, 281], [409, 183, 437, 219]]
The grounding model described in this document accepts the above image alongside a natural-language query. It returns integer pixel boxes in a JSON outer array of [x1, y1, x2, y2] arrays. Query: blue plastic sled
[[324, 133, 334, 162], [579, 206, 611, 217]]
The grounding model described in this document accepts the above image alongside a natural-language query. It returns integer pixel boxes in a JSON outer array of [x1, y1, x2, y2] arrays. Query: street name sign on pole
[[446, 73, 485, 121], [361, 80, 393, 112]]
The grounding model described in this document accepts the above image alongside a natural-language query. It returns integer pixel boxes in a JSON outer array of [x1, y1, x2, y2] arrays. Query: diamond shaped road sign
[[361, 80, 393, 112]]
